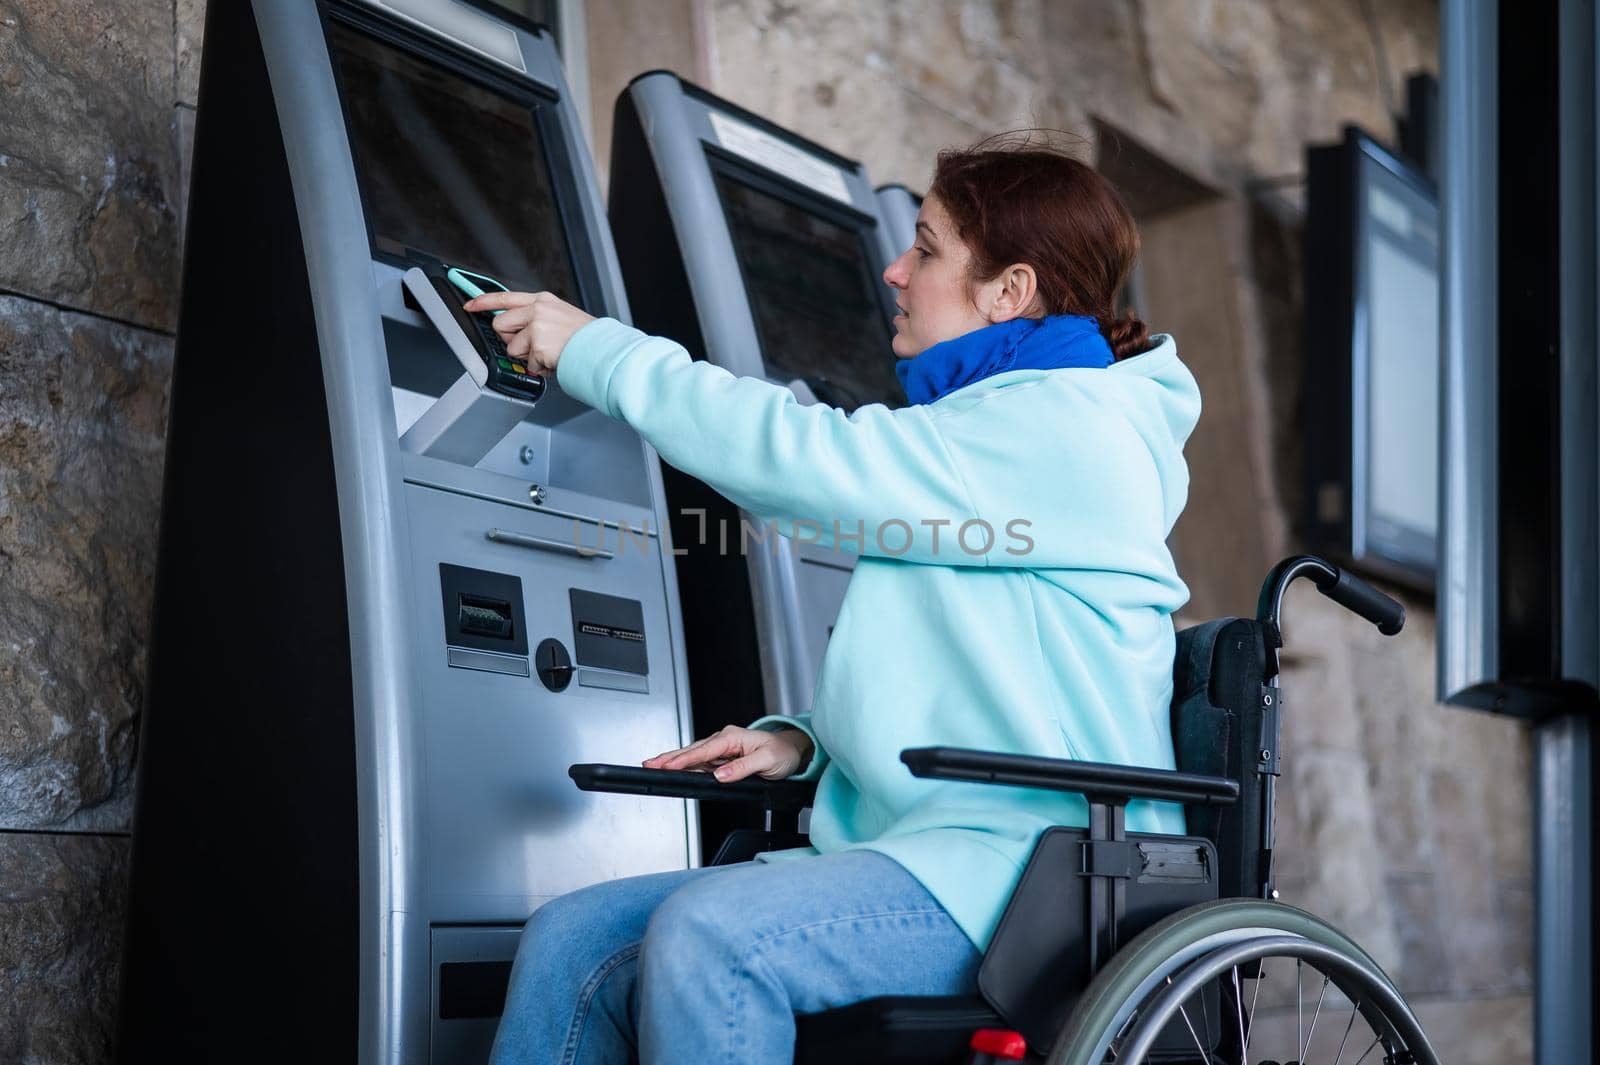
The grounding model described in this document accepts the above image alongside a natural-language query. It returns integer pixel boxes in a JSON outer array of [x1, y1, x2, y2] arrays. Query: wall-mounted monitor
[[1303, 126, 1440, 591]]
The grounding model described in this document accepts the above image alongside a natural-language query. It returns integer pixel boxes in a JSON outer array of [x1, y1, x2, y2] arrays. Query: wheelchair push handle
[[1318, 566, 1406, 635], [1258, 555, 1405, 637]]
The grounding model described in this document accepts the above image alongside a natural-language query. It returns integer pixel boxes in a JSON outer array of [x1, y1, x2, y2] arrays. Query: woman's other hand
[[643, 725, 814, 783], [462, 290, 594, 376]]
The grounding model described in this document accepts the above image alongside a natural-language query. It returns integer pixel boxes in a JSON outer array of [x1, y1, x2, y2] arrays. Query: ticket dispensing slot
[[458, 594, 514, 639], [441, 564, 530, 677]]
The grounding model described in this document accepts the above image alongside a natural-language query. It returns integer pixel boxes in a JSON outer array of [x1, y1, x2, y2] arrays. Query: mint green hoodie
[[557, 317, 1200, 950]]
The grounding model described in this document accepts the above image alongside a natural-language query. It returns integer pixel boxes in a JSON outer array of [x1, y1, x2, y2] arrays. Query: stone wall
[[1, 0, 185, 1060], [0, 1, 1531, 1062]]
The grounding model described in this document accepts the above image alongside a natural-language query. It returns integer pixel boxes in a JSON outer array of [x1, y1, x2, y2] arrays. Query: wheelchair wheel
[[1047, 899, 1437, 1065]]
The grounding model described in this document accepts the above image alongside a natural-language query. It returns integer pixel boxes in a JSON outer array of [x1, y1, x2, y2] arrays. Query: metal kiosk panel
[[118, 4, 696, 1064], [607, 73, 904, 858]]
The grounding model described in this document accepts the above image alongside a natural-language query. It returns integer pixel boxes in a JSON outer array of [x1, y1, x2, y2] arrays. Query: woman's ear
[[984, 263, 1040, 323]]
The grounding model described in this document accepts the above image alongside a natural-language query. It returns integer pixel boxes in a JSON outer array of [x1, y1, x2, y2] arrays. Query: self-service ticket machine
[[607, 75, 905, 854], [119, 4, 695, 1064]]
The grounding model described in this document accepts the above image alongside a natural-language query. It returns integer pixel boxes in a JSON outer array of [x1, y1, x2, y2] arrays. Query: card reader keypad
[[469, 311, 531, 378], [463, 302, 544, 389], [415, 266, 545, 402]]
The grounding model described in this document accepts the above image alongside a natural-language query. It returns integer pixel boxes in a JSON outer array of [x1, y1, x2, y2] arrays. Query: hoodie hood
[[924, 332, 1200, 583]]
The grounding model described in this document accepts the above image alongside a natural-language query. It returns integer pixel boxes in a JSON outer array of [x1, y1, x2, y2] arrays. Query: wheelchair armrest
[[900, 747, 1239, 807], [569, 764, 818, 810]]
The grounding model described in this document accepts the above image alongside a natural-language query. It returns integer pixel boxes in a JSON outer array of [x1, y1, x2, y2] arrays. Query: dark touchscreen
[[330, 23, 580, 304], [714, 170, 904, 411]]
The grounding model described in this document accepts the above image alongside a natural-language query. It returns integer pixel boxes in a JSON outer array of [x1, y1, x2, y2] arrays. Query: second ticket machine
[[607, 74, 907, 855], [120, 3, 695, 1063]]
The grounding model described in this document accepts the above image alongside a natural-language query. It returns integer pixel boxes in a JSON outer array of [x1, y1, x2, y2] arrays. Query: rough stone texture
[[587, 0, 701, 182], [705, 0, 1436, 190], [1138, 198, 1281, 620], [174, 104, 197, 238], [176, 0, 204, 109], [0, 297, 172, 832], [0, 0, 180, 332], [0, 833, 129, 1065], [1269, 588, 1533, 1010]]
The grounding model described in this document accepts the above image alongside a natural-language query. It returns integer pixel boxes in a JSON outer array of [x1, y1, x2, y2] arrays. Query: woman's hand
[[644, 725, 814, 783], [462, 290, 595, 376]]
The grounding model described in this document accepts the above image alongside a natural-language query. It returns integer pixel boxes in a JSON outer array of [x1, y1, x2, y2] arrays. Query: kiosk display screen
[[713, 169, 903, 411], [329, 23, 581, 303]]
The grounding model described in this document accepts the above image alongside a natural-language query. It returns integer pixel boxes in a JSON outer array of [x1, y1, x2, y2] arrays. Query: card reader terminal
[[402, 264, 546, 404]]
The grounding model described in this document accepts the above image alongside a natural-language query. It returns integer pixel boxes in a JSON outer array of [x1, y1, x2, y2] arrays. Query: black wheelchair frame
[[569, 556, 1437, 1064]]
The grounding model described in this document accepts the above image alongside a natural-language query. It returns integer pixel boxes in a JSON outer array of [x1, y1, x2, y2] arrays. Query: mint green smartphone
[[445, 267, 508, 316]]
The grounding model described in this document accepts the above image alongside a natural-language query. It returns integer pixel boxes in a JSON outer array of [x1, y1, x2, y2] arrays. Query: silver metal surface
[[1560, 0, 1600, 694], [404, 482, 688, 924], [1536, 712, 1595, 1065], [447, 646, 532, 677], [251, 7, 698, 1063], [623, 73, 889, 720], [401, 267, 491, 387], [253, 5, 429, 1059], [1542, 11, 1599, 1053], [370, 0, 526, 71], [398, 450, 654, 526], [487, 526, 614, 560], [1441, 6, 1596, 1063], [429, 926, 524, 1064], [577, 668, 650, 694], [400, 373, 537, 466], [1437, 0, 1500, 705]]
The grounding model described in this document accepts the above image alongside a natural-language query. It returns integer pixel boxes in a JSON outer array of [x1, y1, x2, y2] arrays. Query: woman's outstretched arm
[[555, 317, 984, 565]]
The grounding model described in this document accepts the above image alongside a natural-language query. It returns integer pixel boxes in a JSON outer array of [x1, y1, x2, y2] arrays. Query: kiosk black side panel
[[118, 3, 358, 1060]]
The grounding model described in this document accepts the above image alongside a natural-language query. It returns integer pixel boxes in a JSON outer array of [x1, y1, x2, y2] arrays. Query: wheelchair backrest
[[1170, 618, 1273, 900]]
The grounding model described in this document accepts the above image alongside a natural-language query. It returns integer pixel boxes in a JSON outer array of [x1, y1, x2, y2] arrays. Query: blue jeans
[[489, 850, 982, 1065]]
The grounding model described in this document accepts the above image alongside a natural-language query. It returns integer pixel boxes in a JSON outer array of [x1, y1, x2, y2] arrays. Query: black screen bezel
[[322, 1, 604, 315]]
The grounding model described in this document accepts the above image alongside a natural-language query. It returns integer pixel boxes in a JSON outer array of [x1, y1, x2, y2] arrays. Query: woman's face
[[881, 194, 995, 359]]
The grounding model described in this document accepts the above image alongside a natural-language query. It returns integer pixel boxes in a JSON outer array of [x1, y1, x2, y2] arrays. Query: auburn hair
[[928, 135, 1149, 360]]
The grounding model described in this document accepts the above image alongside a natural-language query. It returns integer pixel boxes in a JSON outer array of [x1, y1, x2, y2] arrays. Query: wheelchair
[[571, 556, 1439, 1064]]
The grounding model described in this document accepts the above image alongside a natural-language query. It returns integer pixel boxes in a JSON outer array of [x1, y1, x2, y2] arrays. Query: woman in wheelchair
[[468, 142, 1434, 1065]]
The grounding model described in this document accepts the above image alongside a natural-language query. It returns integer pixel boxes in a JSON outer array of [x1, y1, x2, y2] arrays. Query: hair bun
[[1103, 308, 1150, 361]]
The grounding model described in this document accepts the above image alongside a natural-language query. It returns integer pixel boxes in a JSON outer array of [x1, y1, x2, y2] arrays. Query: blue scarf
[[895, 314, 1113, 406]]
